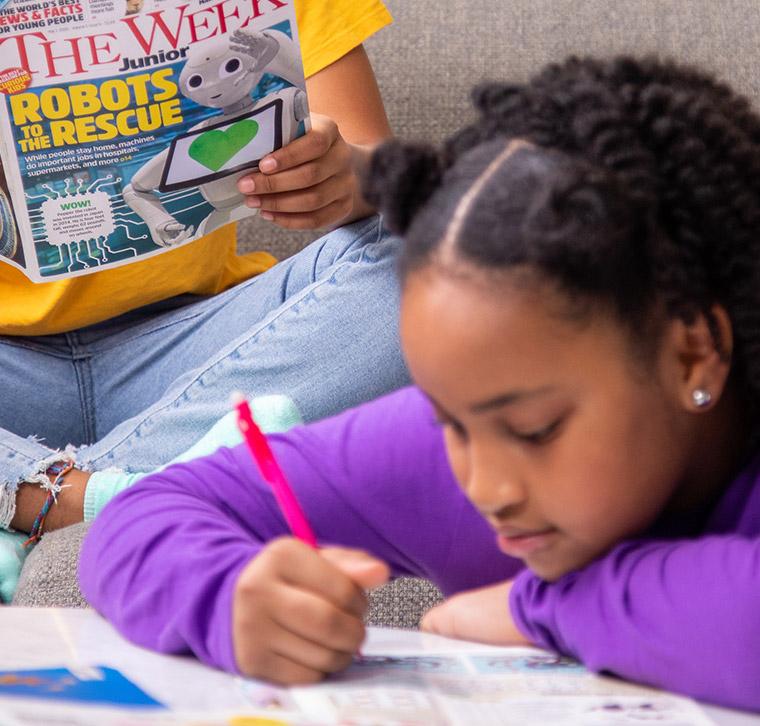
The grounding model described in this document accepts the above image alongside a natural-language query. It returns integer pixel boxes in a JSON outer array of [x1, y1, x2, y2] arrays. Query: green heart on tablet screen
[[188, 119, 260, 172]]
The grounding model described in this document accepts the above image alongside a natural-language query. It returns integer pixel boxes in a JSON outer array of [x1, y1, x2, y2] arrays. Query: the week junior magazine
[[0, 0, 309, 281]]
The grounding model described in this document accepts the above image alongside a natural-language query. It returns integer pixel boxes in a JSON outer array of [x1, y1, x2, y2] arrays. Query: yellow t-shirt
[[0, 0, 392, 336]]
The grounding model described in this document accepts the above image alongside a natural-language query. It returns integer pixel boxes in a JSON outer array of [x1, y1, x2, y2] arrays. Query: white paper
[[0, 608, 747, 725]]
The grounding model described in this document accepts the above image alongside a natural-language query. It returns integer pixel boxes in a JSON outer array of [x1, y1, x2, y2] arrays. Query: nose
[[464, 447, 527, 516]]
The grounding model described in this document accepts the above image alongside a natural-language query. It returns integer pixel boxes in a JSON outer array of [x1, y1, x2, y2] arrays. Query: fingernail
[[248, 196, 261, 208], [260, 157, 277, 173], [261, 211, 274, 221], [239, 178, 255, 193]]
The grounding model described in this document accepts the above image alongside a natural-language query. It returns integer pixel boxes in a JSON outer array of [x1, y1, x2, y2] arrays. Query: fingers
[[237, 116, 345, 195], [270, 583, 366, 654], [244, 170, 356, 229], [235, 114, 356, 230], [320, 547, 391, 590], [246, 173, 353, 215], [242, 624, 356, 685], [273, 628, 355, 677], [240, 627, 350, 685], [268, 539, 368, 616], [240, 142, 351, 198], [255, 114, 340, 175], [259, 199, 354, 230], [232, 539, 386, 684], [420, 601, 455, 636], [240, 581, 362, 684], [247, 650, 326, 685], [238, 145, 355, 229], [420, 582, 530, 645]]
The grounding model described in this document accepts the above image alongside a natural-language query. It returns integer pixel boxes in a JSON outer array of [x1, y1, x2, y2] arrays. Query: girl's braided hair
[[363, 56, 760, 432]]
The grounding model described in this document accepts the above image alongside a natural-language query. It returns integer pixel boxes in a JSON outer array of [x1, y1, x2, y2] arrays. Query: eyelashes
[[509, 419, 563, 445], [434, 411, 564, 447]]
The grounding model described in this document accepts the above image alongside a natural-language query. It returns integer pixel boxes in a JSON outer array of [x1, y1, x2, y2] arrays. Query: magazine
[[0, 0, 309, 282]]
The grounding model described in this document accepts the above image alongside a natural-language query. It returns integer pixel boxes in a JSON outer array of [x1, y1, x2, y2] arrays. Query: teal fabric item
[[0, 395, 301, 603], [0, 529, 29, 603], [83, 394, 303, 522], [0, 395, 301, 604]]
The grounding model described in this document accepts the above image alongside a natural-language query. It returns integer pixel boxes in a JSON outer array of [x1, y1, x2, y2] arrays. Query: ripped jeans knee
[[0, 443, 84, 530]]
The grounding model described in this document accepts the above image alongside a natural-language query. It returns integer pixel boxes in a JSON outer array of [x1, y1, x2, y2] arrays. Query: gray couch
[[13, 0, 760, 627]]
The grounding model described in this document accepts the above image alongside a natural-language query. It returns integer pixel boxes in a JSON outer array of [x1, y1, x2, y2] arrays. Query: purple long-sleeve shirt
[[79, 386, 760, 712]]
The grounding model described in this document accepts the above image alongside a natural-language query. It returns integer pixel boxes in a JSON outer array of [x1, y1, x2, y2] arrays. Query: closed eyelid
[[505, 418, 562, 437], [496, 413, 568, 448]]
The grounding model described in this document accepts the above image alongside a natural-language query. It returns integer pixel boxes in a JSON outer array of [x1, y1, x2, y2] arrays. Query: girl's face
[[401, 266, 705, 581]]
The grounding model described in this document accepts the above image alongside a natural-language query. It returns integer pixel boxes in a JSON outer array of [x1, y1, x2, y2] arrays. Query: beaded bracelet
[[23, 460, 74, 548]]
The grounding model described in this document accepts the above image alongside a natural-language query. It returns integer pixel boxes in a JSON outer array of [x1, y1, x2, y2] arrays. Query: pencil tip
[[230, 391, 246, 407]]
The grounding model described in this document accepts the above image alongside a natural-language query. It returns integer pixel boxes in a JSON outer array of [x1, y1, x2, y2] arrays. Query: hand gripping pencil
[[232, 393, 318, 548]]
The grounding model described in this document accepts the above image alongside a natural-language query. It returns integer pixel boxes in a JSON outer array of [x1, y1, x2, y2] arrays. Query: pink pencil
[[232, 394, 318, 548], [233, 394, 368, 660]]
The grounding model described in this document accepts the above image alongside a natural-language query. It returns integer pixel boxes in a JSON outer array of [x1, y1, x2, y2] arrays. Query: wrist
[[11, 467, 88, 534], [346, 142, 381, 221]]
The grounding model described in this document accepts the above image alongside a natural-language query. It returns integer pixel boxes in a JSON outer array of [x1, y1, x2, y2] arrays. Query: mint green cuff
[[82, 395, 303, 522], [83, 470, 143, 522]]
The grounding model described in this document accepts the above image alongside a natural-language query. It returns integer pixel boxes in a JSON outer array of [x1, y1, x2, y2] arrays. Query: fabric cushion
[[13, 523, 89, 608], [14, 522, 442, 629]]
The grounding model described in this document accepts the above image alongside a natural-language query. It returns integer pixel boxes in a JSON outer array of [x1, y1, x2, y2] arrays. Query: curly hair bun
[[471, 81, 524, 118], [362, 140, 444, 235]]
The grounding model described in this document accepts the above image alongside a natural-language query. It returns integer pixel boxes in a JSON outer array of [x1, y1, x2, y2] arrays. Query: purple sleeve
[[509, 535, 760, 711], [79, 387, 519, 673]]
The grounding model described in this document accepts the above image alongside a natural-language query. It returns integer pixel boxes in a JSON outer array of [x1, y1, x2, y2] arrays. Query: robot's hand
[[294, 90, 310, 123], [154, 220, 195, 247], [230, 29, 279, 68]]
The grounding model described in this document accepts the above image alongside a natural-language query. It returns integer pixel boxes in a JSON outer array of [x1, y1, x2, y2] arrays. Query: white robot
[[123, 28, 308, 247], [0, 188, 17, 261]]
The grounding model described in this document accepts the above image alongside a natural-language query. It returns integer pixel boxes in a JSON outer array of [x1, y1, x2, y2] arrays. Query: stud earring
[[692, 389, 712, 408]]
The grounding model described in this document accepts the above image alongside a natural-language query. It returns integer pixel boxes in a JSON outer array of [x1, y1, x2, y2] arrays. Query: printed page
[[0, 608, 732, 726], [0, 0, 308, 281], [290, 629, 715, 726]]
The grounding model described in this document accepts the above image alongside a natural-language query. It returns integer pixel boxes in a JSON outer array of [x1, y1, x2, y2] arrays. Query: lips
[[494, 525, 557, 558]]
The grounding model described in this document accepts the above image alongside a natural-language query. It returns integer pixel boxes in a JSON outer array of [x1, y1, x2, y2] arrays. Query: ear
[[661, 305, 733, 413]]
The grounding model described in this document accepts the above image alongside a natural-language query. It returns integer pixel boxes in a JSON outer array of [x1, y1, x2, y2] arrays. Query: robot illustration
[[0, 187, 18, 261], [123, 28, 309, 247]]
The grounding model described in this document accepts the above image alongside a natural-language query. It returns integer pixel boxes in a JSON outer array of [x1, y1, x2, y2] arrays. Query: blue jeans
[[0, 216, 409, 528]]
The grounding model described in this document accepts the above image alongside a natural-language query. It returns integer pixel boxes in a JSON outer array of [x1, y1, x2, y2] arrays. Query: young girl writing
[[79, 56, 760, 711]]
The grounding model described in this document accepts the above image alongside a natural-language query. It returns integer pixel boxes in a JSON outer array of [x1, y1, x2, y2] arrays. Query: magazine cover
[[0, 0, 309, 282]]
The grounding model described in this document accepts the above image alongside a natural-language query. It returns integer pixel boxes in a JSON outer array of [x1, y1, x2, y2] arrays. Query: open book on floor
[[0, 607, 736, 726]]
